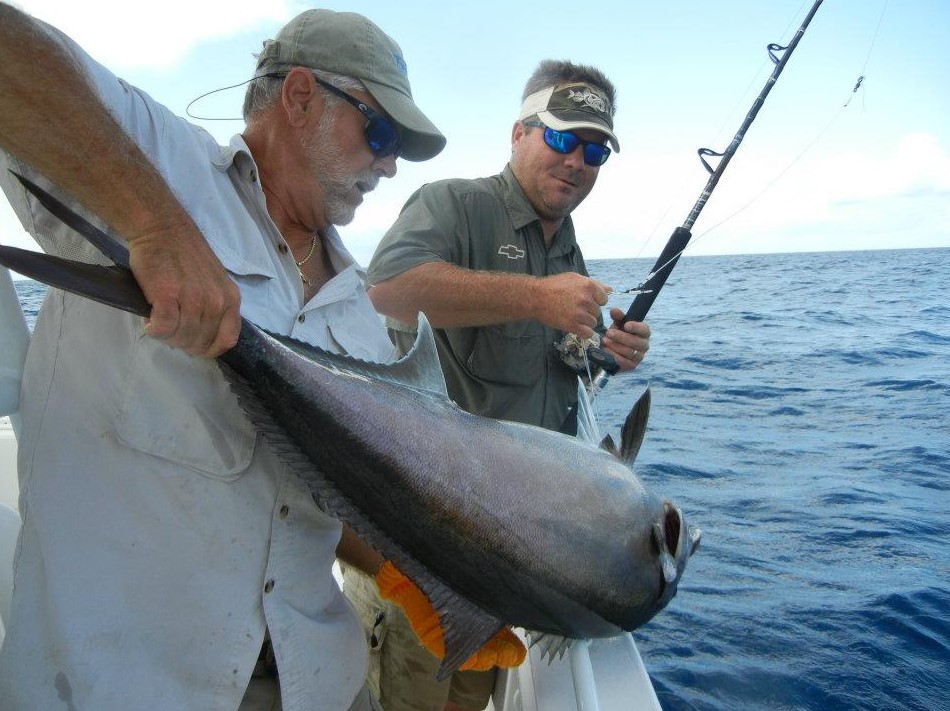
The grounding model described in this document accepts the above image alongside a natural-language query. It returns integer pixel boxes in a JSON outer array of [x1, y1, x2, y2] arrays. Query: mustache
[[354, 171, 380, 194]]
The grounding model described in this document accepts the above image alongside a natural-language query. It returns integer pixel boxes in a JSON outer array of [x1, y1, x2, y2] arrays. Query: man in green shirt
[[345, 60, 652, 711]]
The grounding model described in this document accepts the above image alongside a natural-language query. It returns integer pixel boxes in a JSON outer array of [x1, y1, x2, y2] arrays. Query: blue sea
[[12, 247, 950, 710]]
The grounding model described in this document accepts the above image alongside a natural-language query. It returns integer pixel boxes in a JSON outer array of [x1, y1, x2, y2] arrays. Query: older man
[[346, 60, 652, 711], [0, 6, 443, 710]]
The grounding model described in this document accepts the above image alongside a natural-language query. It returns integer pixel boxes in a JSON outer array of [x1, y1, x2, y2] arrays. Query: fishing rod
[[565, 0, 825, 400]]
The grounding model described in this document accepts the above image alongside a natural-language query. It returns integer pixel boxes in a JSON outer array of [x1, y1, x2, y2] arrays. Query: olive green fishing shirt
[[369, 165, 600, 433]]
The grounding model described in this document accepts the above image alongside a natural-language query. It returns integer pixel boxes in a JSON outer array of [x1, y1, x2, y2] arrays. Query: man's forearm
[[0, 3, 193, 244], [336, 524, 385, 576], [0, 4, 242, 358], [369, 262, 543, 328], [370, 261, 609, 339]]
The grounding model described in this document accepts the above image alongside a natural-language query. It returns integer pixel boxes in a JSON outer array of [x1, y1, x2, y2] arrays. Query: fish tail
[[0, 171, 149, 318], [0, 246, 149, 318]]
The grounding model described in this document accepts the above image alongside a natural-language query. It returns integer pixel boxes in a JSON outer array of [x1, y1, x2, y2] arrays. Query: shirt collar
[[211, 134, 254, 172], [500, 164, 579, 258], [212, 134, 369, 284]]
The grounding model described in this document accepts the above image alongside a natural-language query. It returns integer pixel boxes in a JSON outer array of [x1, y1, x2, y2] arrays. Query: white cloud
[[866, 133, 950, 196], [12, 0, 294, 69], [564, 132, 950, 259]]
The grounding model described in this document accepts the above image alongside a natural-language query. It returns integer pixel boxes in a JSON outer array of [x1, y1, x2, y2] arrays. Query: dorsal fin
[[618, 387, 651, 464], [383, 314, 449, 398], [598, 387, 651, 464], [265, 313, 449, 399]]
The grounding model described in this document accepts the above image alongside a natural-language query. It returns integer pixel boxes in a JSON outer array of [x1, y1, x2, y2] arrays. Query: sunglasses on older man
[[524, 120, 611, 167], [263, 72, 402, 158]]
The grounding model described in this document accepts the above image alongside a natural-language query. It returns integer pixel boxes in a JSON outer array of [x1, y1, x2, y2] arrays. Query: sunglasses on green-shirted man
[[523, 119, 611, 167]]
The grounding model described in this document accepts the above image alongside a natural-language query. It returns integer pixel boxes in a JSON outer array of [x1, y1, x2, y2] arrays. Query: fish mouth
[[654, 502, 701, 607], [664, 502, 681, 554]]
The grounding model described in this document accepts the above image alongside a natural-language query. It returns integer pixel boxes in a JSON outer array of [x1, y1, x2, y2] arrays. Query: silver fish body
[[0, 172, 701, 676], [224, 322, 693, 639]]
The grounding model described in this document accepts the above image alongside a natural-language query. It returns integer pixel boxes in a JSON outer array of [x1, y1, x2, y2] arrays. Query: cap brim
[[537, 109, 620, 153], [364, 79, 446, 162]]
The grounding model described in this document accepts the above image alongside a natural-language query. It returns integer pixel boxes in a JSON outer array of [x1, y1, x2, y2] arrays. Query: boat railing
[[1, 265, 29, 436]]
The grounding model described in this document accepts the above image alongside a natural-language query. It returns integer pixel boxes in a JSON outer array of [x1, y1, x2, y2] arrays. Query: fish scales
[[0, 172, 701, 676], [224, 322, 674, 636]]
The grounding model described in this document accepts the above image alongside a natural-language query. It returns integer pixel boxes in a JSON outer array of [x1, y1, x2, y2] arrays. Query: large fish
[[0, 173, 700, 678]]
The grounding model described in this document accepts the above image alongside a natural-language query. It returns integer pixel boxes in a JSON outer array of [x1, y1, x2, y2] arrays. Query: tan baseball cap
[[255, 10, 445, 162], [518, 82, 620, 152]]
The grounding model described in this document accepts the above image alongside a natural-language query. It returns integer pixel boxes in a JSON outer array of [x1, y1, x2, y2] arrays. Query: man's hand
[[129, 225, 241, 358], [533, 273, 611, 340], [0, 5, 240, 360], [375, 561, 526, 671], [600, 307, 651, 372]]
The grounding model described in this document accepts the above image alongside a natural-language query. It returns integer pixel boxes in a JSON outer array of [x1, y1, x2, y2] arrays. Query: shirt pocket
[[466, 320, 547, 387], [324, 299, 395, 363], [113, 329, 256, 481]]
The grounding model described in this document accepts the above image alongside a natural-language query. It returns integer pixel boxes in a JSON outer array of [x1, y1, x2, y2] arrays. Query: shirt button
[[264, 579, 275, 593], [297, 314, 306, 323], [278, 243, 288, 254], [278, 505, 289, 519]]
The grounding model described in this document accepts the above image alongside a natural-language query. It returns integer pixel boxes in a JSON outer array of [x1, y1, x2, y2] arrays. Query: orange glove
[[375, 561, 526, 671]]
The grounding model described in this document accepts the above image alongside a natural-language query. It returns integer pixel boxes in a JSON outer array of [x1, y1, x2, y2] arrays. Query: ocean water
[[586, 247, 950, 711], [11, 247, 950, 710]]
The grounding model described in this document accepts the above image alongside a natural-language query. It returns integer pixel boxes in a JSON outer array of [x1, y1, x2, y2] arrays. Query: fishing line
[[622, 1, 818, 267], [708, 0, 810, 147], [560, 0, 827, 412], [621, 97, 856, 292], [627, 0, 886, 268], [667, 104, 850, 256], [844, 0, 887, 109], [185, 78, 258, 121]]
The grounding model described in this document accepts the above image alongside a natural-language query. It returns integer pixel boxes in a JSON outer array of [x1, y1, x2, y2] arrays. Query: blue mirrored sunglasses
[[312, 76, 401, 158], [263, 72, 402, 158], [524, 120, 611, 167]]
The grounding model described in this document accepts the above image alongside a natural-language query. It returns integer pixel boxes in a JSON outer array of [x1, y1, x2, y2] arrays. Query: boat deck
[[0, 416, 16, 511]]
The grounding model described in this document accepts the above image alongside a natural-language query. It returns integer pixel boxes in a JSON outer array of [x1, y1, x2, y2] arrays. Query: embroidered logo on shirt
[[498, 244, 525, 260]]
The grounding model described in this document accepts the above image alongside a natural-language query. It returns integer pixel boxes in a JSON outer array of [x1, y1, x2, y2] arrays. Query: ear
[[511, 120, 526, 146], [281, 67, 323, 128]]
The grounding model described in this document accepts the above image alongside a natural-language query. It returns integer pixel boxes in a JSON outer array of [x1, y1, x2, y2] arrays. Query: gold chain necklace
[[294, 235, 317, 287]]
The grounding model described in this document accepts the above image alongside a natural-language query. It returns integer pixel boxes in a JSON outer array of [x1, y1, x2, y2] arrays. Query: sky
[[2, 0, 948, 266]]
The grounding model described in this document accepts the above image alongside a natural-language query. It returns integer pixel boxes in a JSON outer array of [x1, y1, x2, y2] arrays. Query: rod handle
[[622, 227, 692, 324]]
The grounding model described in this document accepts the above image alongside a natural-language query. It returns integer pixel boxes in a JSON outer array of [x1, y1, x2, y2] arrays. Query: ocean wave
[[863, 377, 944, 391]]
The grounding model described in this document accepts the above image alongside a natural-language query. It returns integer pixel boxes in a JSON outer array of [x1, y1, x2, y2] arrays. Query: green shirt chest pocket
[[466, 319, 549, 388]]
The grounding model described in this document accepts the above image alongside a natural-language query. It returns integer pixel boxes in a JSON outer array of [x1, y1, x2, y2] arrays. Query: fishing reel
[[555, 332, 620, 379]]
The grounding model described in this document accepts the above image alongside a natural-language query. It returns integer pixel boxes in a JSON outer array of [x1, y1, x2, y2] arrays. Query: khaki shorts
[[239, 676, 382, 711], [342, 566, 497, 711], [239, 636, 383, 711]]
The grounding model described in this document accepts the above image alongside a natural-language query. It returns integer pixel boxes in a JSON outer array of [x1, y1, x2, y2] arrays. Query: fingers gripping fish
[[0, 172, 701, 679]]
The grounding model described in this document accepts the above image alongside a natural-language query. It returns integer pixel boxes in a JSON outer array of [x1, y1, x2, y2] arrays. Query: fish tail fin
[[0, 246, 149, 318], [0, 171, 148, 318], [10, 171, 130, 267]]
